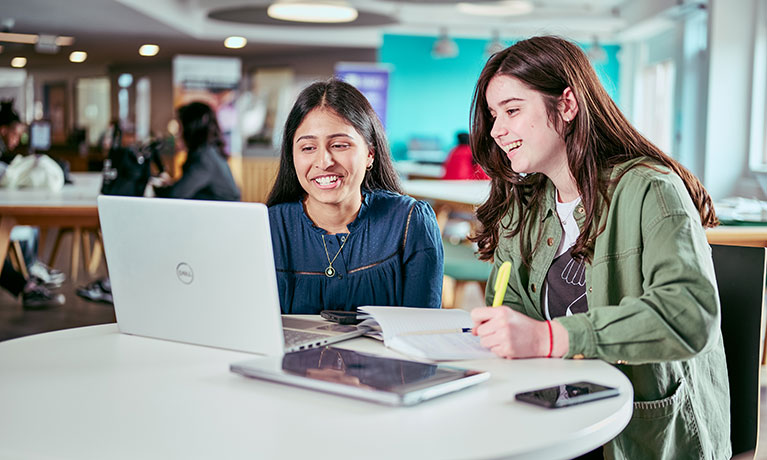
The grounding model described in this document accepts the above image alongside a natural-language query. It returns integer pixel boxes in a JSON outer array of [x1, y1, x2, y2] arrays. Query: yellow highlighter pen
[[491, 261, 512, 307]]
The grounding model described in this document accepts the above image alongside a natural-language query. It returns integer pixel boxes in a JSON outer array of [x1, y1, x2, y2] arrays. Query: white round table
[[0, 324, 633, 460]]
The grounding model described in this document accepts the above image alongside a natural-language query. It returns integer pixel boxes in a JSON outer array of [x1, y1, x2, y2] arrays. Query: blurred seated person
[[266, 79, 443, 314], [153, 101, 240, 201], [0, 100, 65, 309], [442, 132, 489, 180]]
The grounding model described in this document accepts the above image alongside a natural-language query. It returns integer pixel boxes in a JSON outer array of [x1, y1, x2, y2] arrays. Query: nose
[[315, 146, 334, 170], [490, 117, 507, 141]]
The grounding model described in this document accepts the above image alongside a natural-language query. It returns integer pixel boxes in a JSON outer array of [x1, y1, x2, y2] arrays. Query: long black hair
[[266, 79, 402, 206], [177, 101, 227, 158], [469, 36, 717, 264]]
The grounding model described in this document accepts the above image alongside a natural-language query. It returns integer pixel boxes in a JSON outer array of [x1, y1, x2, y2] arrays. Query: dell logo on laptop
[[176, 263, 194, 284]]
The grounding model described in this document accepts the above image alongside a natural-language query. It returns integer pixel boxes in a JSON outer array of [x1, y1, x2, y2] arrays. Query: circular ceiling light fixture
[[457, 0, 534, 16], [69, 51, 87, 63], [224, 36, 247, 49], [432, 28, 458, 59], [10, 57, 27, 68], [139, 44, 159, 57], [267, 1, 359, 23], [485, 30, 506, 56]]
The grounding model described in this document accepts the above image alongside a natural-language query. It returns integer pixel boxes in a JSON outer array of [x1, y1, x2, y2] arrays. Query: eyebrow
[[295, 133, 354, 143], [495, 97, 525, 106]]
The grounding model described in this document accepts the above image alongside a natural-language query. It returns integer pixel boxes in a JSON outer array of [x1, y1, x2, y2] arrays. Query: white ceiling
[[0, 0, 696, 68]]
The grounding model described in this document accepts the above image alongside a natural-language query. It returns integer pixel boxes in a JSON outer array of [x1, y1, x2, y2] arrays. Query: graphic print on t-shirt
[[545, 250, 587, 318]]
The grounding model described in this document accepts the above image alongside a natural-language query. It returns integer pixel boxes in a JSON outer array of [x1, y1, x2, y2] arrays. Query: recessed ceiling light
[[139, 44, 159, 57], [69, 51, 87, 63], [10, 57, 27, 68], [267, 2, 358, 23], [224, 36, 247, 49], [457, 0, 534, 16]]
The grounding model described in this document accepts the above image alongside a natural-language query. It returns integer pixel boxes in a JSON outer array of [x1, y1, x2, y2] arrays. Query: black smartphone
[[515, 381, 619, 408], [320, 310, 362, 325]]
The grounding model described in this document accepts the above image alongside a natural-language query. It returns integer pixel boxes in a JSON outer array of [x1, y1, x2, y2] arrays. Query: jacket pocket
[[612, 378, 704, 460]]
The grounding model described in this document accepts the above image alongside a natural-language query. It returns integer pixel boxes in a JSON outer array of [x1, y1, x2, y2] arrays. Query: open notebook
[[357, 307, 496, 361]]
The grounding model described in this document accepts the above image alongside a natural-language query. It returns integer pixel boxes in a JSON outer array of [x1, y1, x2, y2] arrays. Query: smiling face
[[293, 107, 373, 217], [486, 75, 569, 179]]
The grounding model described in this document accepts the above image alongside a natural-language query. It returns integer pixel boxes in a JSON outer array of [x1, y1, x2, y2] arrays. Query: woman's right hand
[[471, 306, 569, 359]]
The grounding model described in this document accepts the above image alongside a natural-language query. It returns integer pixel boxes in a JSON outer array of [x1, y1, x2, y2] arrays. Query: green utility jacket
[[486, 158, 731, 459]]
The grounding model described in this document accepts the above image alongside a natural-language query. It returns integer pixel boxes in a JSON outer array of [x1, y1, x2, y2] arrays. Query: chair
[[442, 238, 491, 308], [711, 244, 767, 457]]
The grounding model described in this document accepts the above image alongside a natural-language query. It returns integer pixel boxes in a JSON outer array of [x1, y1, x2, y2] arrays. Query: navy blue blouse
[[268, 190, 444, 314]]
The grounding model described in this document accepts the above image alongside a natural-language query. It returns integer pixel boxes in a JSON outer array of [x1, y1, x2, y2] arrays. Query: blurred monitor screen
[[30, 121, 51, 151]]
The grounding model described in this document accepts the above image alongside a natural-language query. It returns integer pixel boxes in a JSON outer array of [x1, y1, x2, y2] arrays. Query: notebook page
[[389, 333, 496, 361], [357, 307, 473, 344]]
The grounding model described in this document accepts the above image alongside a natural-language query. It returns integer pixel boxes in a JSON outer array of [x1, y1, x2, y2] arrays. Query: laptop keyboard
[[284, 330, 328, 348]]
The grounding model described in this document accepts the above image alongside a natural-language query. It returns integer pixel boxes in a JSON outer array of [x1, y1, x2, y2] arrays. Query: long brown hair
[[469, 36, 717, 264], [267, 79, 401, 206]]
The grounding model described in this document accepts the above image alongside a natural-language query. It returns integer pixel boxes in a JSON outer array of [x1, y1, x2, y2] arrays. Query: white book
[[357, 306, 497, 361]]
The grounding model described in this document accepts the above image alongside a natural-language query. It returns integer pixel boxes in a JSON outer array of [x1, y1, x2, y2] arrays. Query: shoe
[[76, 278, 113, 304], [22, 285, 66, 310], [28, 262, 66, 288]]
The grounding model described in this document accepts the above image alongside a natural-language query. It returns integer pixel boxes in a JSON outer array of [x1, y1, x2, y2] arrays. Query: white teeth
[[507, 140, 522, 152], [315, 175, 339, 185]]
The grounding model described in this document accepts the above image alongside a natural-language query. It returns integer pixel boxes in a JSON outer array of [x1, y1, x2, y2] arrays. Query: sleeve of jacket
[[555, 177, 721, 364], [402, 200, 444, 308]]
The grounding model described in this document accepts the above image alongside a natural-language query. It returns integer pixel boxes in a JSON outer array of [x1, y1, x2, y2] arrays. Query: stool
[[48, 227, 103, 282], [7, 240, 29, 279]]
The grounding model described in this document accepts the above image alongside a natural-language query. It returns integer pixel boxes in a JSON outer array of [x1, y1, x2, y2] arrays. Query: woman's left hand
[[471, 306, 568, 359]]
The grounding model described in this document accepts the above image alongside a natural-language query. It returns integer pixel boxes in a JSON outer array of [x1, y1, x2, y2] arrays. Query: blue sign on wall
[[335, 63, 391, 129]]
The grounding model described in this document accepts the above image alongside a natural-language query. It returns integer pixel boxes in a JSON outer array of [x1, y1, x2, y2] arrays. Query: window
[[749, 0, 767, 171], [76, 77, 110, 146], [635, 59, 675, 154]]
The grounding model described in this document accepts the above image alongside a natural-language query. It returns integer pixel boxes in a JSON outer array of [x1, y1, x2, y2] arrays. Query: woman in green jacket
[[469, 36, 730, 459]]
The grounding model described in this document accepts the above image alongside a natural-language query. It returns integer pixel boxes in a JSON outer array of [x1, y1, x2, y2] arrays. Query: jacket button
[[573, 354, 585, 359], [531, 283, 536, 293], [576, 206, 585, 214], [547, 237, 554, 246], [588, 286, 592, 293]]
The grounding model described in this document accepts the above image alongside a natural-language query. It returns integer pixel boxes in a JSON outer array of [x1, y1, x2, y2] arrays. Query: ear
[[559, 87, 579, 123], [367, 148, 375, 167]]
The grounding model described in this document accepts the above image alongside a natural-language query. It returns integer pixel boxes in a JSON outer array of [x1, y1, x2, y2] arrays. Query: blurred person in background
[[0, 100, 65, 309], [153, 101, 240, 201], [442, 131, 489, 180]]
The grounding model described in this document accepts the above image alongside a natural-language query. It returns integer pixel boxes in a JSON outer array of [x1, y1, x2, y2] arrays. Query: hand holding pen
[[471, 261, 568, 359]]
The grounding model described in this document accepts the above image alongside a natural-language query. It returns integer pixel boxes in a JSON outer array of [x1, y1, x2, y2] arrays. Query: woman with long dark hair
[[469, 36, 728, 458], [267, 79, 443, 313], [155, 101, 240, 201]]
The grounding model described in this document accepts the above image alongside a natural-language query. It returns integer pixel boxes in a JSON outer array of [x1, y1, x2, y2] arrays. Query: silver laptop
[[97, 195, 367, 355]]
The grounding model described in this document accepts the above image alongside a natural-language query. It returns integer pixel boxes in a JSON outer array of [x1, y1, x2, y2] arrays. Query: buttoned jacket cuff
[[555, 314, 597, 359]]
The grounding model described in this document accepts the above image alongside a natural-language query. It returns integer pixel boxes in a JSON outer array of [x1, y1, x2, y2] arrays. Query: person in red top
[[442, 132, 489, 180]]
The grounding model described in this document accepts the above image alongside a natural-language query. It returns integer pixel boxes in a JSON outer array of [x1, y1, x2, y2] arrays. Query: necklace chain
[[321, 234, 349, 278]]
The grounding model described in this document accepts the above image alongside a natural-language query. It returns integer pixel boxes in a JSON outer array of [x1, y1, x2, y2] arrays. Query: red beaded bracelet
[[546, 320, 553, 358]]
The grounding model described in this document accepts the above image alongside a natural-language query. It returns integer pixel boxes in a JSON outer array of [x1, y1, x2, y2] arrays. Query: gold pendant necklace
[[321, 234, 349, 278]]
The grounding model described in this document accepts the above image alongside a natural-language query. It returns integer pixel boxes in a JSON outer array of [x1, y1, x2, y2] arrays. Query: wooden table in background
[[0, 173, 102, 282]]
